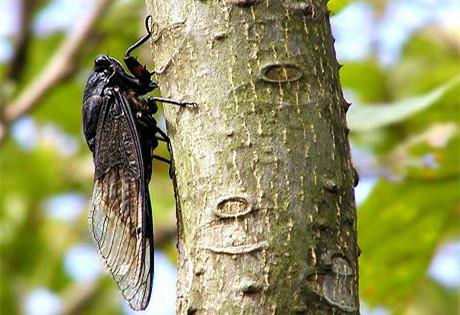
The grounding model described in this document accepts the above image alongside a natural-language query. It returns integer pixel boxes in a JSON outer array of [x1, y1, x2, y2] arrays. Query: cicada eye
[[94, 55, 111, 72]]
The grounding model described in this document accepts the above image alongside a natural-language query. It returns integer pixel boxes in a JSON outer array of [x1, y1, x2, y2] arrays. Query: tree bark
[[147, 0, 360, 314]]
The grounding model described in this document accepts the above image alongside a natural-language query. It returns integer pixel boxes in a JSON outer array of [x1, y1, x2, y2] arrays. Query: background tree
[[0, 0, 458, 314]]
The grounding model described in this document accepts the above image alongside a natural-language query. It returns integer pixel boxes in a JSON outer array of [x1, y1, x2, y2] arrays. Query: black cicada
[[82, 16, 193, 310]]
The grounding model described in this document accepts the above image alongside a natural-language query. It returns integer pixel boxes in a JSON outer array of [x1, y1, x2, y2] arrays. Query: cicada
[[82, 16, 193, 310]]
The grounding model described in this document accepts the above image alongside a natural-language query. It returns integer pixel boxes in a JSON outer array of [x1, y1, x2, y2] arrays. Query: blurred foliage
[[359, 179, 459, 313], [0, 0, 175, 314], [0, 0, 459, 314], [346, 26, 460, 315]]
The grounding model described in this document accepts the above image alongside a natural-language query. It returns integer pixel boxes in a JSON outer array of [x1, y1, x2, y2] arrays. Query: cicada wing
[[89, 89, 153, 311]]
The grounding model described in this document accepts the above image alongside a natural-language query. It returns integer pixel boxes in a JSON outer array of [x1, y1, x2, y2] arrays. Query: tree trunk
[[146, 0, 360, 314]]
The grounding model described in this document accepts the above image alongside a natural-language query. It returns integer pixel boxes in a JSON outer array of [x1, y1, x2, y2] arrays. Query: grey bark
[[146, 0, 359, 314]]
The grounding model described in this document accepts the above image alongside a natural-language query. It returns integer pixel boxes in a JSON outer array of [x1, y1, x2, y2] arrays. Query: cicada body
[[82, 16, 193, 310]]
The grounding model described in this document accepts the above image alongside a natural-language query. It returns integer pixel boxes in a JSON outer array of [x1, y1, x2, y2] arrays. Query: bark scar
[[202, 241, 267, 254], [260, 63, 303, 83], [213, 195, 254, 218]]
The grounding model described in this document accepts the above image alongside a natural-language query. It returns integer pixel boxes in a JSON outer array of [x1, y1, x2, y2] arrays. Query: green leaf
[[328, 0, 353, 14], [347, 75, 460, 132], [390, 30, 460, 98], [358, 178, 460, 312], [340, 61, 388, 103]]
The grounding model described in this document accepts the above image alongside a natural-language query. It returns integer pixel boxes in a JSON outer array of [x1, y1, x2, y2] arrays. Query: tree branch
[[5, 0, 35, 82], [0, 0, 113, 144]]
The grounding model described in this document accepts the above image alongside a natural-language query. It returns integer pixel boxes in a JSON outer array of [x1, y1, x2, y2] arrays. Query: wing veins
[[88, 88, 153, 310]]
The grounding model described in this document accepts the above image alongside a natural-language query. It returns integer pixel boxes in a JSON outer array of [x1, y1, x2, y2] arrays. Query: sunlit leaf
[[347, 76, 460, 132], [328, 0, 353, 14]]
